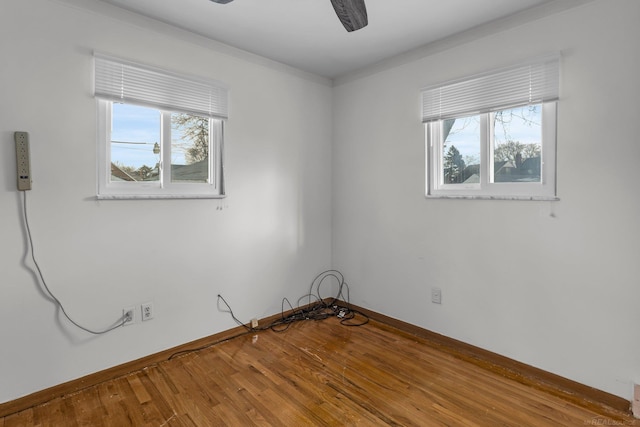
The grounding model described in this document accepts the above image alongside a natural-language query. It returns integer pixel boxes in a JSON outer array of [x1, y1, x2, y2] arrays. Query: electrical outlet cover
[[123, 307, 135, 326], [431, 288, 442, 304], [141, 302, 154, 321]]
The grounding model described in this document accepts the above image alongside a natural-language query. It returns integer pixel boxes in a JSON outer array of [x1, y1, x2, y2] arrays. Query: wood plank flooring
[[1, 318, 636, 426]]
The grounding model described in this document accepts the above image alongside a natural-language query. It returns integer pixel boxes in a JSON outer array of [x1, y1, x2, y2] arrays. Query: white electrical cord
[[22, 191, 126, 334]]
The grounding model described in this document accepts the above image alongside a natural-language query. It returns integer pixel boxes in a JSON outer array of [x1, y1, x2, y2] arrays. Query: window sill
[[425, 194, 559, 201], [96, 194, 226, 200]]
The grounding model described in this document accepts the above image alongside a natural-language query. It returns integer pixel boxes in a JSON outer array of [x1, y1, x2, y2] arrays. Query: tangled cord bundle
[[218, 270, 368, 333], [170, 270, 368, 360]]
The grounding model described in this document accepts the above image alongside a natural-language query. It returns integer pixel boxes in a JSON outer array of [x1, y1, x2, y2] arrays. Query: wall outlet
[[141, 302, 154, 321], [123, 307, 135, 326], [250, 318, 258, 329], [633, 383, 640, 418], [431, 288, 442, 304]]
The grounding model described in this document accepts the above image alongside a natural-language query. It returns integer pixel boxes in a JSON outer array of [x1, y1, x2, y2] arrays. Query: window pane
[[111, 104, 160, 182], [170, 113, 209, 183], [443, 115, 481, 184], [493, 105, 542, 183]]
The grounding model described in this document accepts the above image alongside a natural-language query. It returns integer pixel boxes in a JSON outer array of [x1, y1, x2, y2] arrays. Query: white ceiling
[[96, 0, 555, 79]]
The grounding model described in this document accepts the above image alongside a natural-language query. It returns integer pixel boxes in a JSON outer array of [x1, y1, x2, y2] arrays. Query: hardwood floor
[[1, 318, 636, 426]]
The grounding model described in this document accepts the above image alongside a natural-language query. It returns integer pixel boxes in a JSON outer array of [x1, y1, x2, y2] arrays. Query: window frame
[[425, 102, 557, 200], [93, 53, 228, 200], [96, 100, 225, 200], [422, 55, 560, 201]]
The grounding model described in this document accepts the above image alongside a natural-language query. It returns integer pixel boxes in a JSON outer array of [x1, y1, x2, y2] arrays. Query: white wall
[[0, 0, 332, 403], [332, 0, 640, 400], [2, 0, 639, 408]]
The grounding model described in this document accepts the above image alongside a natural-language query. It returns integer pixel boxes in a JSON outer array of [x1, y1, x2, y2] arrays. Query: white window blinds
[[421, 55, 559, 123], [94, 53, 228, 119]]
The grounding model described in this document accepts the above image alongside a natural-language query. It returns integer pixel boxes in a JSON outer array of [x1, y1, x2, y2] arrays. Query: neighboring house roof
[[111, 161, 208, 182], [457, 156, 542, 183], [520, 156, 541, 172], [495, 157, 541, 182], [463, 173, 480, 183], [110, 163, 136, 181], [495, 161, 516, 175], [171, 160, 208, 182]]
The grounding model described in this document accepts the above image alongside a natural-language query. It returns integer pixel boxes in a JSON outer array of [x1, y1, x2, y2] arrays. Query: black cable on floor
[[169, 270, 369, 360]]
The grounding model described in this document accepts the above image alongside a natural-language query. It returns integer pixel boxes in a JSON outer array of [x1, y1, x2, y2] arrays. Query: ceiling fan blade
[[210, 0, 234, 4], [329, 0, 368, 32]]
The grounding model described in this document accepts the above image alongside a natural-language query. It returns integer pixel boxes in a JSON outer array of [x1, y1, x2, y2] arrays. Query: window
[[423, 56, 559, 200], [94, 53, 228, 199]]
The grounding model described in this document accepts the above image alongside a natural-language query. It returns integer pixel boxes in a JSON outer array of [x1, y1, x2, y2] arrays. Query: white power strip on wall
[[15, 131, 32, 191]]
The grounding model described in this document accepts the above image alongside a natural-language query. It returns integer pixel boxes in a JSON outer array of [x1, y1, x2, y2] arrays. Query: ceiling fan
[[209, 0, 368, 32]]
